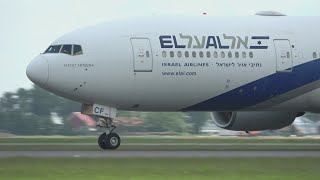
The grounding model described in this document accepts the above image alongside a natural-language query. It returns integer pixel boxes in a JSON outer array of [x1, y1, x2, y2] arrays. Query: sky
[[1, 0, 320, 95]]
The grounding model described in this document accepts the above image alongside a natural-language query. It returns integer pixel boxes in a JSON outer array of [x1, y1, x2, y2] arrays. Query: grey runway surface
[[1, 150, 320, 158]]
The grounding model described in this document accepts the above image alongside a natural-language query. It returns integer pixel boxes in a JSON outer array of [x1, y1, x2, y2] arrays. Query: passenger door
[[131, 38, 153, 72], [274, 39, 293, 72]]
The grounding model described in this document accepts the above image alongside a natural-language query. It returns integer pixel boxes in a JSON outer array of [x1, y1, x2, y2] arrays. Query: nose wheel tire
[[98, 132, 121, 150], [97, 118, 121, 150]]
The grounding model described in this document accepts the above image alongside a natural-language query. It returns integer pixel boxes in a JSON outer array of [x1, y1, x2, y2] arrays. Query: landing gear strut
[[97, 118, 121, 150]]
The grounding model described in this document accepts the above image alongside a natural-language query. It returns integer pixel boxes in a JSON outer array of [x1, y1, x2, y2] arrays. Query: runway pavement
[[1, 150, 320, 158]]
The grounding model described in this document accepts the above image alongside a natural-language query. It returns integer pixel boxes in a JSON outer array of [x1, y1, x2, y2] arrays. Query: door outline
[[130, 38, 153, 72], [273, 39, 293, 73]]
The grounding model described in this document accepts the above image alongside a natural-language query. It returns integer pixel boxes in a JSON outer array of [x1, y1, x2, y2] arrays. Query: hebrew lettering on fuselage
[[159, 34, 269, 49]]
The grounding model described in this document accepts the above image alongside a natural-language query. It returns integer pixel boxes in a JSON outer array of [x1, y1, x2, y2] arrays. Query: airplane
[[26, 11, 320, 150]]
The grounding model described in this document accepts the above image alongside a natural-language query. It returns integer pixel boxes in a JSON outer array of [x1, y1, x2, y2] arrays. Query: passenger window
[[199, 51, 204, 58], [73, 45, 83, 56], [214, 51, 218, 58], [185, 51, 189, 58], [61, 45, 72, 55], [249, 52, 253, 58], [177, 51, 182, 58], [313, 52, 317, 58], [235, 52, 239, 58], [162, 51, 167, 58], [206, 51, 211, 58], [221, 51, 225, 58], [242, 52, 246, 58], [45, 45, 62, 53], [192, 51, 197, 58], [170, 51, 174, 58], [146, 51, 150, 58], [228, 51, 232, 58]]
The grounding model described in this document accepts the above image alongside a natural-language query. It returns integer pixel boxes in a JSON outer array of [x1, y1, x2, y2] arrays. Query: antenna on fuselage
[[255, 11, 287, 16]]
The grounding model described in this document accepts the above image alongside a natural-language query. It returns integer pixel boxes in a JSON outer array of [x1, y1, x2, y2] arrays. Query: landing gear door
[[131, 38, 153, 72], [274, 39, 293, 72]]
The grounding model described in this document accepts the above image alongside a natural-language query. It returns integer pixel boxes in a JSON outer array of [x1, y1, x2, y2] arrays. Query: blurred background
[[1, 85, 320, 137]]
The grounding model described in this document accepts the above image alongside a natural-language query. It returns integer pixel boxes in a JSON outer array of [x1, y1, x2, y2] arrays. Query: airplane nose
[[26, 55, 49, 86]]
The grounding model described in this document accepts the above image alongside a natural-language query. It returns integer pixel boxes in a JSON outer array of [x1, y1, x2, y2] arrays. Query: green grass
[[0, 157, 319, 180], [1, 136, 320, 150]]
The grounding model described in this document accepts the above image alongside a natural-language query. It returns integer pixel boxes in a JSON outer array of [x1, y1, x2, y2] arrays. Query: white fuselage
[[27, 15, 320, 112]]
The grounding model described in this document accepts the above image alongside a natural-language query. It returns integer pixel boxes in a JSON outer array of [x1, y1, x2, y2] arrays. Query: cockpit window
[[44, 44, 83, 56], [73, 45, 83, 55], [61, 45, 72, 55], [45, 45, 62, 53]]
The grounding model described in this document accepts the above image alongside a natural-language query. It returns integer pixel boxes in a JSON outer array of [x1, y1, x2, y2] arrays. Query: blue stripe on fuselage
[[182, 59, 320, 111]]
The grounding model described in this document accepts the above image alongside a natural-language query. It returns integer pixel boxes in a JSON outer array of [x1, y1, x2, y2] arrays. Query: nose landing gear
[[97, 118, 121, 150]]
